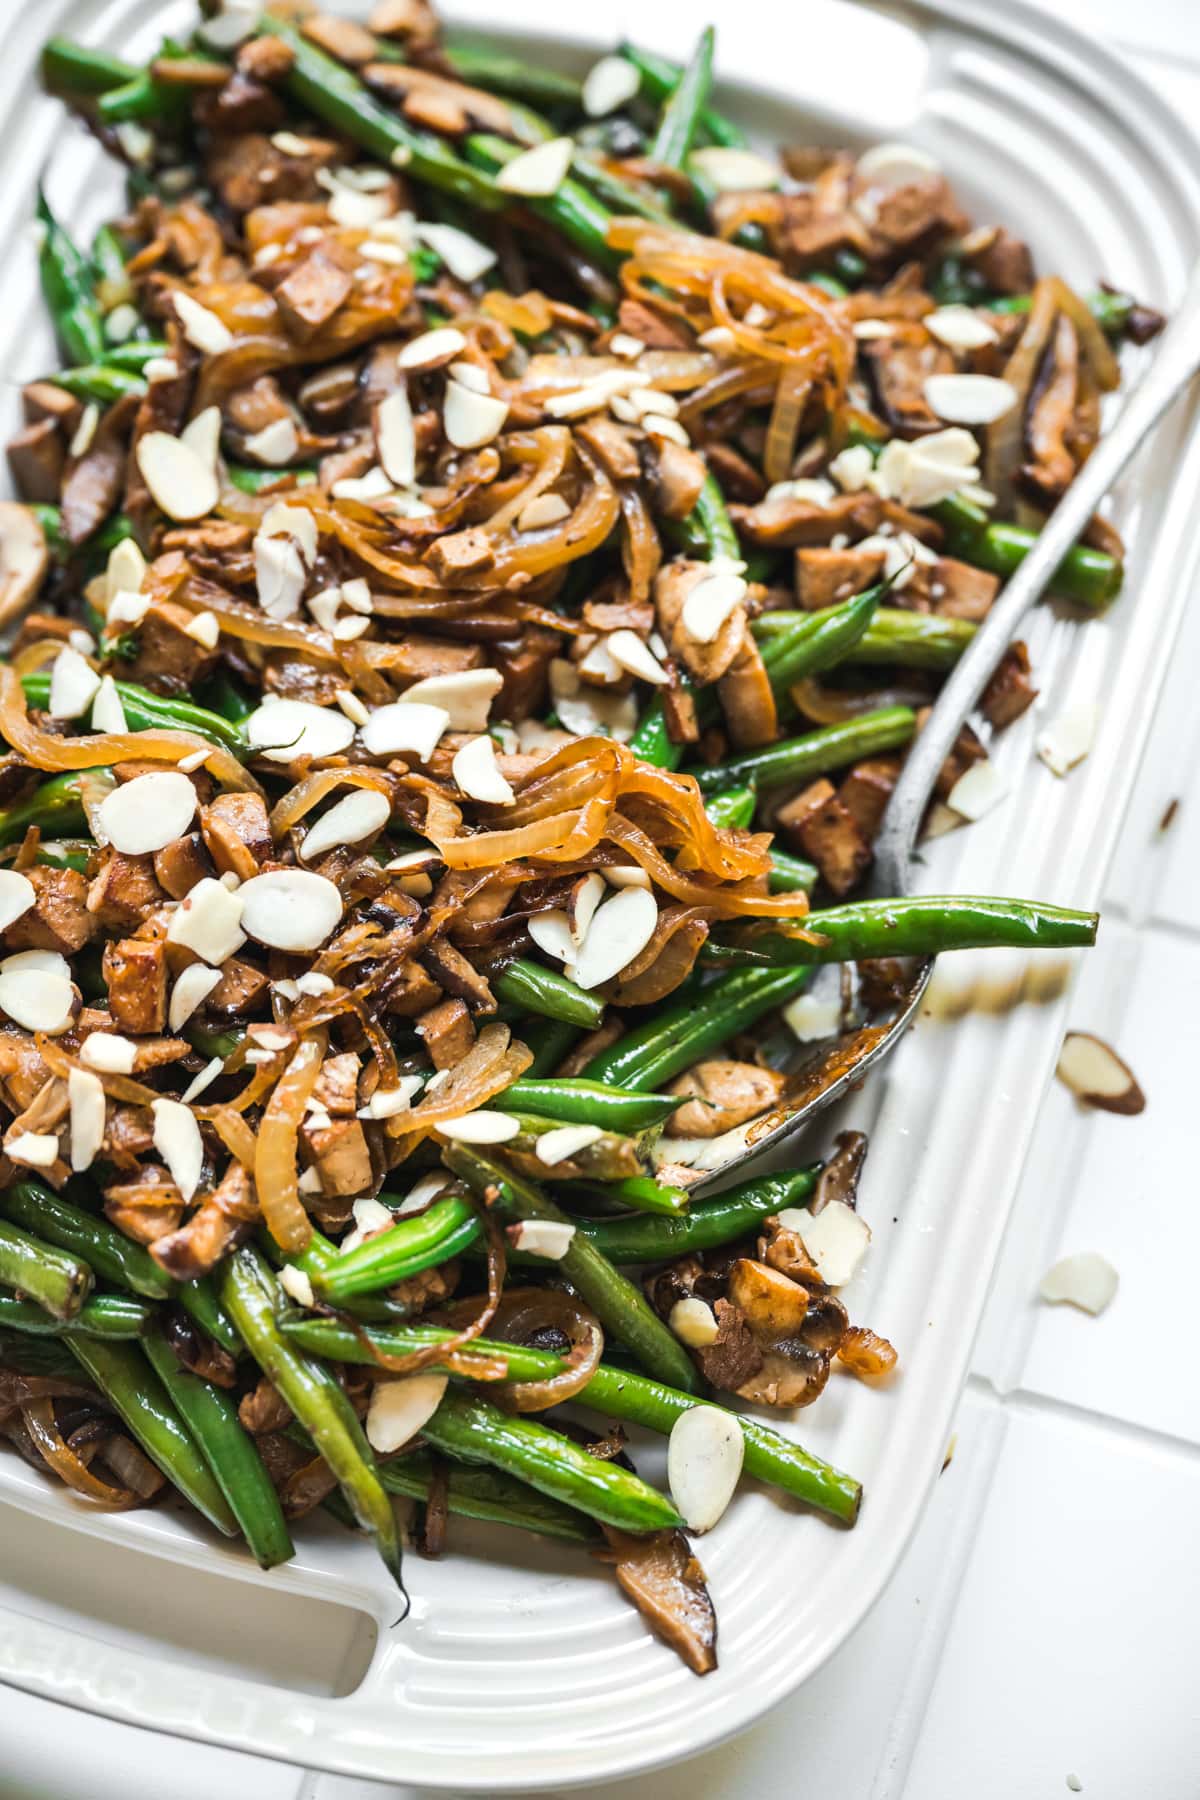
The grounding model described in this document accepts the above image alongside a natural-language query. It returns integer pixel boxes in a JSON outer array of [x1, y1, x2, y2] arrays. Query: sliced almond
[[365, 1371, 448, 1453], [496, 136, 573, 196], [136, 431, 219, 522], [874, 429, 981, 509], [0, 503, 49, 627], [69, 403, 100, 460], [668, 1297, 720, 1348], [181, 406, 222, 471], [517, 492, 572, 532], [412, 221, 496, 283], [568, 872, 606, 947], [1036, 703, 1099, 777], [397, 325, 468, 371], [443, 380, 509, 450], [68, 1067, 106, 1173], [48, 644, 101, 720], [238, 870, 343, 953], [166, 876, 246, 965], [243, 416, 299, 464], [582, 53, 640, 117], [946, 760, 1006, 822], [782, 1200, 871, 1286], [300, 788, 391, 862], [783, 992, 844, 1042], [508, 1219, 577, 1257], [168, 964, 222, 1033], [924, 305, 999, 351], [828, 445, 876, 492], [1038, 1251, 1119, 1315], [360, 1076, 424, 1121], [534, 1126, 603, 1167], [90, 674, 129, 735], [362, 699, 449, 760], [6, 1130, 60, 1169], [549, 657, 638, 742], [667, 1405, 744, 1533], [173, 292, 234, 354], [377, 386, 416, 487], [279, 1263, 316, 1309], [399, 669, 503, 732], [437, 1110, 521, 1144], [0, 870, 35, 936], [452, 735, 514, 805], [681, 571, 747, 645], [642, 414, 690, 447], [96, 770, 198, 855], [604, 864, 653, 891], [245, 697, 356, 763], [260, 502, 318, 566], [253, 531, 307, 622], [607, 628, 668, 686], [151, 1097, 203, 1202], [1056, 1032, 1145, 1114], [335, 688, 370, 727], [528, 909, 575, 964], [857, 141, 941, 188], [181, 1057, 224, 1104], [80, 1032, 138, 1075], [185, 610, 220, 650], [924, 373, 1017, 426], [690, 146, 780, 191], [572, 886, 658, 990]]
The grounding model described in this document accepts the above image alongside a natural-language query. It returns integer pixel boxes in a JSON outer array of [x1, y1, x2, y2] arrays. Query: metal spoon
[[696, 267, 1200, 1192]]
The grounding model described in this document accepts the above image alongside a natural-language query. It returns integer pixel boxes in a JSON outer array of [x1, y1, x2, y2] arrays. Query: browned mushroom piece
[[152, 1163, 259, 1283], [666, 1060, 787, 1139], [654, 559, 747, 685], [813, 1129, 869, 1213], [596, 1527, 718, 1675], [0, 504, 49, 629]]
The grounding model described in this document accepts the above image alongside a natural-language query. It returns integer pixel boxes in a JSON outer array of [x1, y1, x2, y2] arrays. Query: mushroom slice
[[1055, 1031, 1145, 1114], [596, 1527, 717, 1675], [0, 503, 49, 627], [727, 1258, 810, 1341]]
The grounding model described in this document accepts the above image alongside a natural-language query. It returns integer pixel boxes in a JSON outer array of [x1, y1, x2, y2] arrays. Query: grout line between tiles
[[964, 1372, 1200, 1466]]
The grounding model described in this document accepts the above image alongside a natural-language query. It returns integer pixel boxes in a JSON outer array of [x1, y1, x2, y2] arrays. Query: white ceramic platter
[[0, 0, 1198, 1788]]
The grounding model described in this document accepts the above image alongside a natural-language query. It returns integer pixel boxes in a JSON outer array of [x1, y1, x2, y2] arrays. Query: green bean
[[618, 43, 747, 148], [31, 840, 91, 873], [95, 73, 162, 124], [578, 1166, 815, 1260], [30, 507, 133, 563], [504, 1112, 648, 1181], [0, 773, 87, 847], [194, 671, 256, 726], [689, 705, 917, 795], [985, 288, 1138, 338], [102, 339, 168, 371], [20, 673, 247, 755], [519, 1015, 581, 1078], [627, 689, 689, 771], [66, 1337, 237, 1532], [379, 1449, 597, 1543], [36, 191, 105, 367], [931, 493, 1122, 611], [768, 849, 818, 894], [42, 38, 139, 97], [758, 583, 883, 702], [500, 1079, 681, 1133], [0, 1328, 81, 1379], [570, 150, 678, 226], [423, 1388, 681, 1533], [444, 1145, 702, 1393], [756, 605, 977, 672], [144, 1330, 294, 1569], [177, 1275, 242, 1358], [582, 966, 812, 1091], [675, 469, 742, 562], [808, 271, 850, 300], [650, 27, 714, 170], [707, 895, 1099, 968], [0, 1291, 151, 1338], [465, 134, 619, 273], [219, 1247, 402, 1584], [313, 1195, 477, 1304], [576, 1174, 691, 1218], [226, 463, 317, 494], [283, 1301, 860, 1524], [444, 44, 584, 109], [0, 1220, 91, 1322], [49, 365, 146, 404], [259, 18, 501, 212], [2, 1183, 173, 1302], [493, 957, 605, 1028], [704, 786, 757, 830]]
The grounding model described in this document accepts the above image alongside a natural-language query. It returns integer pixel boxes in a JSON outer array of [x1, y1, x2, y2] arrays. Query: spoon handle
[[874, 260, 1200, 895]]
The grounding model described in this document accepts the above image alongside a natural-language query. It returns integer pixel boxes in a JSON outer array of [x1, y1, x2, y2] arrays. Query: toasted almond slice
[[69, 402, 99, 460], [604, 864, 653, 891], [1038, 1251, 1119, 1315], [924, 373, 1017, 426], [681, 571, 747, 645], [173, 291, 234, 354], [180, 1057, 224, 1104], [438, 1110, 521, 1144], [782, 992, 844, 1042], [857, 140, 941, 187], [399, 668, 503, 732], [260, 501, 318, 565], [335, 688, 370, 727], [443, 380, 509, 450], [568, 871, 606, 947], [48, 644, 101, 720], [377, 386, 416, 487], [1036, 703, 1099, 777], [668, 1296, 720, 1348], [253, 531, 307, 622], [607, 628, 668, 686], [573, 886, 658, 990], [185, 610, 220, 650], [828, 445, 876, 493], [496, 136, 573, 197], [946, 760, 1007, 822], [366, 1371, 449, 1453], [136, 431, 219, 522], [667, 1405, 744, 1533], [517, 492, 572, 531], [528, 909, 575, 965], [238, 870, 343, 953], [448, 360, 489, 395], [549, 657, 638, 742], [279, 1264, 316, 1309], [181, 406, 222, 472], [609, 331, 645, 359], [151, 1097, 203, 1202], [243, 416, 299, 464], [690, 146, 780, 191], [577, 637, 623, 685], [167, 876, 246, 966], [6, 1130, 60, 1169], [412, 221, 496, 283], [0, 870, 35, 935], [300, 788, 391, 862], [924, 304, 999, 350], [96, 771, 198, 855], [397, 325, 468, 370], [1056, 1032, 1145, 1114], [508, 1219, 577, 1258], [90, 674, 128, 734], [582, 53, 640, 117], [361, 699, 449, 760], [360, 1076, 424, 1121], [80, 1032, 138, 1074], [781, 1199, 871, 1286], [534, 1126, 603, 1168], [68, 1067, 106, 1173], [452, 734, 514, 804], [104, 536, 146, 603], [245, 697, 355, 763], [169, 964, 222, 1033]]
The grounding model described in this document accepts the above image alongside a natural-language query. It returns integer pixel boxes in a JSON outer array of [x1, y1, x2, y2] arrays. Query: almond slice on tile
[[365, 1372, 449, 1454], [151, 1097, 203, 1202], [1055, 1032, 1146, 1114], [1036, 703, 1100, 777], [244, 697, 356, 763], [96, 771, 198, 855], [48, 644, 101, 720], [173, 291, 234, 353], [80, 1032, 138, 1074], [399, 669, 503, 732], [0, 953, 76, 1035], [667, 1405, 744, 1533], [397, 326, 468, 371], [923, 373, 1018, 426], [452, 735, 514, 804], [443, 380, 509, 450], [946, 760, 1007, 822], [361, 699, 449, 760], [238, 870, 344, 954], [166, 876, 246, 966], [437, 1110, 521, 1144], [681, 571, 747, 645], [68, 1067, 106, 1174], [300, 788, 391, 862], [507, 1219, 577, 1257], [1038, 1251, 1119, 1316], [572, 886, 658, 990], [0, 870, 35, 935], [534, 1126, 603, 1168], [582, 53, 640, 117], [377, 386, 416, 487], [496, 136, 573, 196], [169, 964, 223, 1033]]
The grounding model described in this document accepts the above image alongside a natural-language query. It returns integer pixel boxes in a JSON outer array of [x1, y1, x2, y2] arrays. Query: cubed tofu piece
[[103, 936, 168, 1033]]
